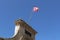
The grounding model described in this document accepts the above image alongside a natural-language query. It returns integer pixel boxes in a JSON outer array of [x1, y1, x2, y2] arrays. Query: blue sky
[[0, 0, 60, 40]]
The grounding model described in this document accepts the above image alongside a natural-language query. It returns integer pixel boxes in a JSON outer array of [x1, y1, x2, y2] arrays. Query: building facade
[[0, 19, 37, 40]]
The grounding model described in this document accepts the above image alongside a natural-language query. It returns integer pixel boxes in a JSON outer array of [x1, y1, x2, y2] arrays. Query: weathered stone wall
[[0, 19, 37, 40]]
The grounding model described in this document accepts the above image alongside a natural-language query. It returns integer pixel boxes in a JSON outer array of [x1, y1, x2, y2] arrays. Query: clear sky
[[0, 0, 60, 40]]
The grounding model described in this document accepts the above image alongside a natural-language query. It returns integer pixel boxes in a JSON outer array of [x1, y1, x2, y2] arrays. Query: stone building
[[0, 19, 37, 40]]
